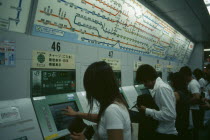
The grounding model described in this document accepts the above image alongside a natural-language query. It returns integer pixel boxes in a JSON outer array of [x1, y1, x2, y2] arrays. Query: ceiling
[[138, 0, 210, 47]]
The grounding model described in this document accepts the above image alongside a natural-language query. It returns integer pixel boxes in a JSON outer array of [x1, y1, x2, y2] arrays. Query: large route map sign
[[0, 0, 31, 33], [32, 0, 194, 63]]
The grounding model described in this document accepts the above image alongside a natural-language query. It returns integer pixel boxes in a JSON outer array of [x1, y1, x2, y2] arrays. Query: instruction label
[[101, 58, 121, 70], [32, 50, 75, 69], [0, 107, 21, 124], [155, 64, 162, 71]]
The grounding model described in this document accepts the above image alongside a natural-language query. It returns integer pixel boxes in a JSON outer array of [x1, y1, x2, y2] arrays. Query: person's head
[[136, 64, 158, 89], [83, 61, 127, 119], [206, 64, 210, 75], [170, 72, 187, 92], [193, 68, 204, 80], [179, 66, 192, 83]]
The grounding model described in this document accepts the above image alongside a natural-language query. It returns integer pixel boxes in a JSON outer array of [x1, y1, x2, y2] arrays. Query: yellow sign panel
[[101, 58, 121, 71], [32, 50, 75, 69], [45, 134, 59, 140], [166, 65, 173, 68]]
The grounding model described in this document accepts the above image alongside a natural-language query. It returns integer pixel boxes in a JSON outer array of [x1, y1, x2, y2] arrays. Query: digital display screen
[[140, 88, 150, 95], [31, 70, 76, 97], [135, 86, 142, 95], [49, 101, 79, 131], [135, 85, 150, 95]]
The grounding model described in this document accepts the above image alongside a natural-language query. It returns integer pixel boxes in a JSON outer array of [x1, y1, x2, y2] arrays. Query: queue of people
[[62, 61, 210, 140]]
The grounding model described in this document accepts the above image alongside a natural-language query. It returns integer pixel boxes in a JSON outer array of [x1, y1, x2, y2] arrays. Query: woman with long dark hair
[[169, 72, 191, 140], [63, 61, 131, 140]]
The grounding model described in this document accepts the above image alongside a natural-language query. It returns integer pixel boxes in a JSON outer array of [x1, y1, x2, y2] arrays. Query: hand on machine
[[62, 106, 78, 116], [62, 106, 94, 140]]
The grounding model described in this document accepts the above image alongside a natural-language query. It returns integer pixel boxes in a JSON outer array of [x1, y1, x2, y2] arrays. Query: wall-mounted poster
[[0, 40, 15, 66]]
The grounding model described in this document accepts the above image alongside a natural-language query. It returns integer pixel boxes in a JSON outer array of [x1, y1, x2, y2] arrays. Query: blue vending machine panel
[[49, 101, 79, 131]]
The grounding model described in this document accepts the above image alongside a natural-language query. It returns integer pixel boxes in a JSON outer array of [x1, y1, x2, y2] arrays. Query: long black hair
[[170, 72, 188, 93], [83, 61, 128, 121]]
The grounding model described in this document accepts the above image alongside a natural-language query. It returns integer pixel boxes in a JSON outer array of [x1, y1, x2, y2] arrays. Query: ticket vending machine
[[121, 86, 139, 140], [134, 84, 150, 95], [0, 98, 43, 140], [133, 68, 150, 96], [76, 92, 99, 114], [31, 69, 83, 140], [76, 91, 99, 126], [121, 86, 138, 111], [119, 87, 129, 107]]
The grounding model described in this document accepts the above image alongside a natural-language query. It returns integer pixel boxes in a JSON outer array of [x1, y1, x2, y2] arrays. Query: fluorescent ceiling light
[[204, 49, 210, 51], [204, 0, 210, 5]]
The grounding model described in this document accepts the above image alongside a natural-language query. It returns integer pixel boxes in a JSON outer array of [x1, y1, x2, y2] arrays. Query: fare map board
[[32, 0, 194, 63], [0, 0, 31, 33]]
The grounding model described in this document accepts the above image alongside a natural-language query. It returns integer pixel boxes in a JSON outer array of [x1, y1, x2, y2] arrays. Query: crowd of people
[[63, 61, 210, 140]]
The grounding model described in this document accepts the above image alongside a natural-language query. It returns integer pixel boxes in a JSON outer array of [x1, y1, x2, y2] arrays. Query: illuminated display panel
[[49, 101, 79, 131], [31, 70, 76, 97], [140, 88, 150, 95]]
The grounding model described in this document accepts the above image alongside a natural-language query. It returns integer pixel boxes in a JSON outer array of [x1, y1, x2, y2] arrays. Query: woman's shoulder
[[105, 103, 128, 115], [107, 103, 126, 110]]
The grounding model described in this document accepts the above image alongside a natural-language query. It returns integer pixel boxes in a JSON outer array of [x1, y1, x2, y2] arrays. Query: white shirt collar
[[153, 77, 163, 90], [150, 77, 163, 97]]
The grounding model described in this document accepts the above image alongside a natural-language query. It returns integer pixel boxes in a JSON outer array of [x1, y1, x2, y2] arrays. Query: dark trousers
[[156, 133, 177, 140], [199, 120, 210, 140], [178, 129, 193, 140], [192, 109, 203, 140]]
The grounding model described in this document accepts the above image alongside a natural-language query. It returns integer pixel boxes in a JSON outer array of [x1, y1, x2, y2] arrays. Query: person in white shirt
[[200, 64, 210, 140], [180, 66, 203, 140], [136, 64, 177, 140], [193, 68, 207, 97], [63, 61, 131, 140]]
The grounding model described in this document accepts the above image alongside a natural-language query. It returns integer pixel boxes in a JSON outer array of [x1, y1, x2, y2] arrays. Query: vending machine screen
[[49, 101, 79, 131]]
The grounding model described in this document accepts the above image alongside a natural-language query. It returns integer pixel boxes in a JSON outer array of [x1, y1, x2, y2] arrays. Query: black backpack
[[137, 94, 159, 140]]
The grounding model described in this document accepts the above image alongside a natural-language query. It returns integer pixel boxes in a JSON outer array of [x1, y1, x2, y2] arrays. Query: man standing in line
[[136, 64, 177, 140], [180, 66, 202, 140]]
